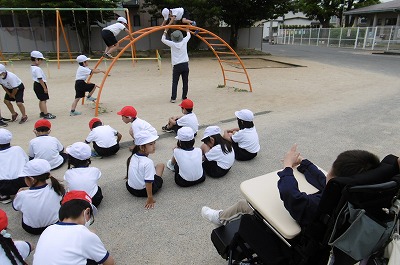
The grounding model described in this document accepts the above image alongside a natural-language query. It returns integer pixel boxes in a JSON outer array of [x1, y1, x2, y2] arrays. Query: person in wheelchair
[[202, 144, 386, 264]]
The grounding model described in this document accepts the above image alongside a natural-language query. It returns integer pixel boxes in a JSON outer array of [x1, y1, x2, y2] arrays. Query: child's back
[[64, 167, 101, 199], [0, 145, 28, 181], [174, 147, 203, 181], [29, 135, 64, 169]]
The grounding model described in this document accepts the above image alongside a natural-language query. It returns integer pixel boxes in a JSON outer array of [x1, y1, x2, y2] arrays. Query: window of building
[[385, 18, 397, 26], [133, 14, 140, 26], [150, 16, 158, 26]]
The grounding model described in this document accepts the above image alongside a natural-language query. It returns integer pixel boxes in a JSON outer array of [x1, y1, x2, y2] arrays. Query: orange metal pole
[[56, 10, 60, 69], [57, 11, 73, 65]]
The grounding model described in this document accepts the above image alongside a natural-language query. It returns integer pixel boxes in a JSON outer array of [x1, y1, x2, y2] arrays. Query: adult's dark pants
[[171, 62, 189, 100]]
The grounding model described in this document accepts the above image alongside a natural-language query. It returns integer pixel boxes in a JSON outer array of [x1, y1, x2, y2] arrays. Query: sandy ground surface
[[1, 51, 400, 264]]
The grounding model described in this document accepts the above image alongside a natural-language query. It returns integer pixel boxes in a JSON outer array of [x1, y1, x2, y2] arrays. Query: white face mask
[[84, 210, 91, 228]]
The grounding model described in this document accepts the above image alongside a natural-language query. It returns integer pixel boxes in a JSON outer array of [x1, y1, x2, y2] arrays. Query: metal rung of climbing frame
[[226, 79, 250, 85], [224, 69, 246, 74]]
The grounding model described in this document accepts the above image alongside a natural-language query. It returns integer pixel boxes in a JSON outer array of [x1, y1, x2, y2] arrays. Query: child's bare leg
[[71, 98, 80, 111], [16, 102, 26, 116], [182, 18, 193, 25], [4, 99, 16, 115], [88, 86, 98, 97], [155, 163, 165, 177], [39, 101, 48, 114], [107, 44, 119, 55]]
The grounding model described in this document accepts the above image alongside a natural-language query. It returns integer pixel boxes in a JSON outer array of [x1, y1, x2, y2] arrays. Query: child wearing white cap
[[33, 190, 115, 265], [126, 130, 164, 209], [201, 126, 235, 178], [101, 17, 131, 58], [166, 126, 204, 187], [0, 128, 28, 204], [0, 63, 28, 124], [70, 55, 105, 116], [223, 109, 260, 161], [64, 142, 103, 207], [30, 50, 56, 119], [161, 7, 196, 26], [12, 159, 65, 235]]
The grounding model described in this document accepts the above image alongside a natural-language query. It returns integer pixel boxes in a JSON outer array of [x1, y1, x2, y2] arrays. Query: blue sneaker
[[87, 96, 97, 102], [91, 150, 100, 157], [70, 111, 82, 116]]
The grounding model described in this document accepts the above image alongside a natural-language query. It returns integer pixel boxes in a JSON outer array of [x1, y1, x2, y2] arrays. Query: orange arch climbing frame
[[88, 25, 252, 116]]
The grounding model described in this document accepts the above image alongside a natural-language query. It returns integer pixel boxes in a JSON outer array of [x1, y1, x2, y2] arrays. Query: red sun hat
[[34, 119, 51, 129], [179, 99, 194, 109], [117, 106, 137, 118], [62, 190, 98, 215], [89, 118, 101, 130]]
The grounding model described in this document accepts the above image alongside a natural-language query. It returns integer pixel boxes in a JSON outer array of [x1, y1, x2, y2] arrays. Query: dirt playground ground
[[1, 52, 400, 264]]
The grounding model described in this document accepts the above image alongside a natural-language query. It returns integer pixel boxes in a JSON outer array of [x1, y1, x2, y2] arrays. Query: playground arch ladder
[[88, 24, 252, 116]]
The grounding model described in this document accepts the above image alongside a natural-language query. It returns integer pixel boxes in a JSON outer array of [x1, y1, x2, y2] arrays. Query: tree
[[296, 0, 379, 28], [0, 0, 120, 53]]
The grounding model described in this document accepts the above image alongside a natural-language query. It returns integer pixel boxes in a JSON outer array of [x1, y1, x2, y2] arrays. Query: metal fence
[[276, 26, 400, 51]]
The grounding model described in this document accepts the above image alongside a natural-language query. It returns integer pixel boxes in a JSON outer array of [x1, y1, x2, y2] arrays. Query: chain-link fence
[[276, 26, 400, 51]]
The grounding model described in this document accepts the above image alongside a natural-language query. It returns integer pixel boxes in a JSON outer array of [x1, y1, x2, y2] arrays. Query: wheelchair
[[210, 155, 400, 265]]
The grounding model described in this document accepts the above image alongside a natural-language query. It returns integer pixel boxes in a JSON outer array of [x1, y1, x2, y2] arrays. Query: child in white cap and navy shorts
[[30, 50, 56, 119], [0, 128, 28, 204], [166, 126, 204, 187], [33, 190, 115, 265], [64, 142, 103, 207], [126, 130, 164, 209], [101, 17, 131, 58], [85, 118, 121, 157], [0, 63, 28, 124], [201, 126, 235, 178], [223, 109, 260, 161], [70, 55, 105, 116], [13, 159, 65, 235]]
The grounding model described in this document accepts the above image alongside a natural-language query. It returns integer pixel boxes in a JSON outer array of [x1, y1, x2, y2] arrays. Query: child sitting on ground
[[201, 126, 235, 178], [0, 128, 28, 204], [126, 130, 164, 209], [0, 209, 33, 264], [64, 142, 103, 207], [223, 109, 260, 161], [117, 105, 157, 151], [30, 50, 56, 119], [166, 126, 204, 187], [13, 159, 65, 235], [70, 55, 105, 116], [0, 63, 28, 124], [162, 99, 198, 135], [85, 118, 122, 157], [28, 119, 68, 170]]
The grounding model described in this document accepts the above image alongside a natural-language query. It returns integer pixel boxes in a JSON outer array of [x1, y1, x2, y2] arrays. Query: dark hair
[[177, 139, 195, 150], [91, 121, 102, 129], [182, 108, 193, 113], [59, 199, 92, 221], [32, 173, 65, 196], [237, 118, 254, 130], [67, 155, 91, 169], [0, 234, 28, 265], [331, 150, 380, 178], [203, 134, 232, 154], [30, 57, 36, 61], [0, 143, 11, 149], [35, 126, 50, 132], [79, 62, 84, 66]]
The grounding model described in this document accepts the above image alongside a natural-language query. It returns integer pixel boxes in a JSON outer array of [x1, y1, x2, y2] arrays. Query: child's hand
[[145, 197, 156, 209]]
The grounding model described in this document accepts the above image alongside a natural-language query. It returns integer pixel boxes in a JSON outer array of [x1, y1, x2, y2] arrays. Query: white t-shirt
[[33, 223, 109, 265], [131, 118, 158, 137], [176, 112, 198, 133], [13, 184, 62, 228], [0, 240, 31, 265], [75, 65, 92, 81], [64, 167, 101, 198], [85, 125, 118, 148], [103, 22, 126, 36], [31, 65, 47, 82], [127, 153, 155, 190], [0, 146, 28, 180], [0, 71, 22, 89], [171, 7, 184, 20], [174, 148, 203, 181], [231, 127, 260, 153], [205, 144, 235, 169], [29, 136, 64, 169], [161, 33, 191, 66]]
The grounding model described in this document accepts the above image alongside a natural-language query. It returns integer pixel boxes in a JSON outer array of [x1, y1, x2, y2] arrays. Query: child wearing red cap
[[0, 209, 33, 265], [0, 128, 28, 204], [33, 190, 115, 265], [223, 109, 260, 161], [13, 159, 65, 235], [64, 142, 103, 207], [126, 130, 164, 209], [70, 55, 105, 116], [85, 118, 121, 157], [162, 99, 199, 135], [28, 119, 67, 170], [117, 105, 157, 151]]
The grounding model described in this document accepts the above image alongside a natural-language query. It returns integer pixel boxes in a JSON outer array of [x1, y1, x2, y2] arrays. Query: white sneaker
[[201, 206, 222, 226], [166, 159, 175, 172]]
